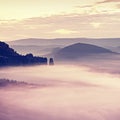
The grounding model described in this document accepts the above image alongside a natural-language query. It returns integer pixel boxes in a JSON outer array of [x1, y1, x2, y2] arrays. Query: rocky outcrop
[[49, 58, 54, 65]]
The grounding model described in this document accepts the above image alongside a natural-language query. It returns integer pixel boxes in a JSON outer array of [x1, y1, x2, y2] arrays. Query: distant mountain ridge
[[7, 38, 120, 55], [10, 45, 61, 56], [54, 43, 115, 60], [0, 41, 47, 66], [8, 38, 120, 47]]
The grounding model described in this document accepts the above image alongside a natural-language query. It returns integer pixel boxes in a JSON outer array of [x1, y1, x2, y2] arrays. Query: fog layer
[[0, 63, 120, 120]]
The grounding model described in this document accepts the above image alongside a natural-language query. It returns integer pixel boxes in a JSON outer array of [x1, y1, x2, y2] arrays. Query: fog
[[0, 62, 120, 120]]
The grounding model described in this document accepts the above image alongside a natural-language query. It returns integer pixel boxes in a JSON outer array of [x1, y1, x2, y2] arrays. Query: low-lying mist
[[0, 61, 120, 120]]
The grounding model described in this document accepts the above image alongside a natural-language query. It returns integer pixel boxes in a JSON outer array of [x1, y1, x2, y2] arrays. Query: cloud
[[75, 4, 94, 9], [90, 22, 102, 28], [52, 29, 77, 35], [97, 0, 120, 4], [0, 12, 120, 41], [116, 4, 120, 8]]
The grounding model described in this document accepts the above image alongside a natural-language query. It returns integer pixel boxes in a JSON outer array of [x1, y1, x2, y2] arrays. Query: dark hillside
[[0, 41, 47, 66]]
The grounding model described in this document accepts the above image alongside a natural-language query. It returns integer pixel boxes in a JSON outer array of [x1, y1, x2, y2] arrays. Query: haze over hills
[[10, 45, 61, 56], [7, 38, 120, 56], [8, 38, 120, 47], [54, 43, 115, 60]]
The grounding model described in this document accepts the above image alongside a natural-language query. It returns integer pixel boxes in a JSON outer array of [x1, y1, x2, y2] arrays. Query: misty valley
[[0, 64, 120, 120], [0, 39, 120, 120], [1, 0, 120, 119]]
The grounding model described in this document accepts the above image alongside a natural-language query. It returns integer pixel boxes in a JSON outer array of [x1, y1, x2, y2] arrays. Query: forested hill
[[0, 41, 47, 66]]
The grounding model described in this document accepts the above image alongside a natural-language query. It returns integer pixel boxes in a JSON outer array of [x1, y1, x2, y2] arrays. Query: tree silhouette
[[0, 41, 47, 66]]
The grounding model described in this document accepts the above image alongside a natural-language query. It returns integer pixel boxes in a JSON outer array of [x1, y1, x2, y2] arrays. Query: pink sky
[[0, 0, 120, 41]]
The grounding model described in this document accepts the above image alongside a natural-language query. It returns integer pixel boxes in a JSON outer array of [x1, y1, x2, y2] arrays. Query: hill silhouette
[[8, 38, 120, 56], [8, 38, 120, 47], [55, 43, 114, 60], [0, 41, 47, 66]]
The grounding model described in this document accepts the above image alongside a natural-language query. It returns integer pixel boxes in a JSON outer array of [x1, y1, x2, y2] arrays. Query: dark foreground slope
[[0, 41, 47, 66], [55, 43, 115, 60]]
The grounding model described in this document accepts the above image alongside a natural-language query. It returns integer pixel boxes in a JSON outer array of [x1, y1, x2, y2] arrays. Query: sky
[[0, 0, 120, 41]]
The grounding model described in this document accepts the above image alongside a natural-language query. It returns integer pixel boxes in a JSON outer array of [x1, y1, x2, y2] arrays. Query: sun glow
[[91, 22, 101, 28], [53, 29, 77, 35]]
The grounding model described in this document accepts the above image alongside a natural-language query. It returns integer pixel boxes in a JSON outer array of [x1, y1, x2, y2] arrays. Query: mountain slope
[[7, 38, 120, 55], [0, 41, 19, 57], [0, 41, 47, 66], [55, 43, 114, 60]]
